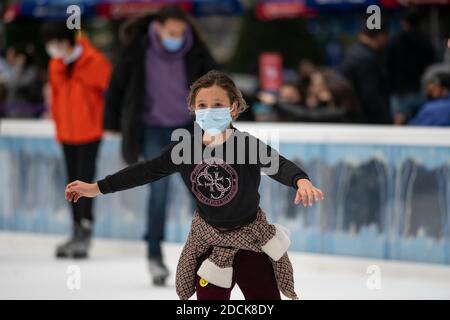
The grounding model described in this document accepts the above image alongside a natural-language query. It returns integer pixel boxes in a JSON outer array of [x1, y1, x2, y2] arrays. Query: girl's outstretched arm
[[65, 142, 178, 203], [257, 138, 324, 207]]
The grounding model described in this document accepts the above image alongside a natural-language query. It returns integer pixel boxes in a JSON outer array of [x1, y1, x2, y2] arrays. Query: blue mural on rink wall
[[0, 136, 449, 264]]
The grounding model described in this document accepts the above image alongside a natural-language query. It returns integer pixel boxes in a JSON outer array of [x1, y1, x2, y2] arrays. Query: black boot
[[56, 219, 92, 259], [148, 257, 169, 286]]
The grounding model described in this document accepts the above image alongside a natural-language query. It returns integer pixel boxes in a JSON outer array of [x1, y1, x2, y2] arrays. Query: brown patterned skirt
[[175, 208, 299, 300]]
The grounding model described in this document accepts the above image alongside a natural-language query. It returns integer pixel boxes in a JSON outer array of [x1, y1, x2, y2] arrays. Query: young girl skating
[[65, 70, 324, 300]]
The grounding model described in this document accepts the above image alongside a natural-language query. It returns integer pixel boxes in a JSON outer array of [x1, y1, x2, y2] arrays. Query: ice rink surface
[[1, 231, 450, 300]]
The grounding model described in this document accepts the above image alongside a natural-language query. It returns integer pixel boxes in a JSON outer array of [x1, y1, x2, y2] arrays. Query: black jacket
[[386, 30, 435, 95], [339, 42, 391, 124], [104, 15, 220, 164]]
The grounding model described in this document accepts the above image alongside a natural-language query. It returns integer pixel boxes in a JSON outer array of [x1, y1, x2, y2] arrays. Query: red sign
[[3, 3, 20, 23], [96, 1, 192, 20], [256, 0, 316, 20], [380, 0, 450, 6], [259, 52, 283, 91]]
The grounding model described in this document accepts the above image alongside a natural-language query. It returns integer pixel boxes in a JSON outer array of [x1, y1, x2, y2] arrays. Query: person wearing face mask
[[64, 70, 324, 300], [409, 73, 450, 126], [104, 5, 219, 286], [41, 23, 112, 259]]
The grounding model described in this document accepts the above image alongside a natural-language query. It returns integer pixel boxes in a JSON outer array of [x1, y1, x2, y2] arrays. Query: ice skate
[[148, 257, 169, 286], [56, 220, 92, 259]]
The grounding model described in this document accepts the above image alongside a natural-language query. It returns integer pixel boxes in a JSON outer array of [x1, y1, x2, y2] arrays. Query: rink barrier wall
[[1, 119, 450, 264]]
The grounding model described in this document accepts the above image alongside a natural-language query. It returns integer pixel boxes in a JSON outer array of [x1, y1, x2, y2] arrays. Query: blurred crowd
[[249, 9, 450, 126], [0, 42, 46, 118], [0, 7, 449, 126]]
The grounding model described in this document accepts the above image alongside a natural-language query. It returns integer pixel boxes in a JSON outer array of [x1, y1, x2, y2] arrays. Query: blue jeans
[[142, 124, 193, 259]]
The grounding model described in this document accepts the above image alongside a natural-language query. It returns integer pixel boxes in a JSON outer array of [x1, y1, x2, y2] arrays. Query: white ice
[[1, 231, 450, 300]]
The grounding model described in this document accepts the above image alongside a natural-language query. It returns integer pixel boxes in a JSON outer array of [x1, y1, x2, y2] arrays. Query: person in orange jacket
[[41, 22, 112, 259]]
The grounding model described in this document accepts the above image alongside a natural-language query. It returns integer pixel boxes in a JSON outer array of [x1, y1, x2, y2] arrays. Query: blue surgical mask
[[161, 36, 184, 52], [195, 107, 232, 135]]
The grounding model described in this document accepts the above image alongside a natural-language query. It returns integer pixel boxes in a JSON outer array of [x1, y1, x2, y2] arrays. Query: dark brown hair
[[187, 70, 248, 119], [41, 22, 77, 46], [155, 5, 187, 24]]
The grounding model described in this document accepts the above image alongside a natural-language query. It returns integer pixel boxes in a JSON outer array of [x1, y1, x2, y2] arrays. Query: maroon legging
[[195, 248, 281, 300]]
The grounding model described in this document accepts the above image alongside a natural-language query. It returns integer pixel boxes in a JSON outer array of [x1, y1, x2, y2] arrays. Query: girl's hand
[[294, 179, 324, 207], [65, 180, 100, 203]]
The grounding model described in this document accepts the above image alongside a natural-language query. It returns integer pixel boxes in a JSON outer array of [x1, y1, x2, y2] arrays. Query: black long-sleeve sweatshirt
[[97, 128, 309, 229]]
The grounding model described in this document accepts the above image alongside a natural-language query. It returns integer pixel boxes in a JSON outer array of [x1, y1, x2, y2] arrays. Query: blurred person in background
[[255, 69, 359, 123], [254, 82, 303, 121], [421, 60, 450, 92], [0, 49, 10, 117], [280, 82, 303, 106], [0, 48, 12, 82], [297, 59, 316, 90], [41, 22, 112, 259], [445, 37, 450, 62], [322, 69, 361, 122], [303, 69, 360, 122], [339, 21, 391, 124], [386, 8, 435, 125], [0, 48, 6, 117], [305, 70, 334, 109], [0, 82, 6, 118], [104, 5, 219, 286], [2, 43, 43, 118], [409, 72, 450, 126]]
